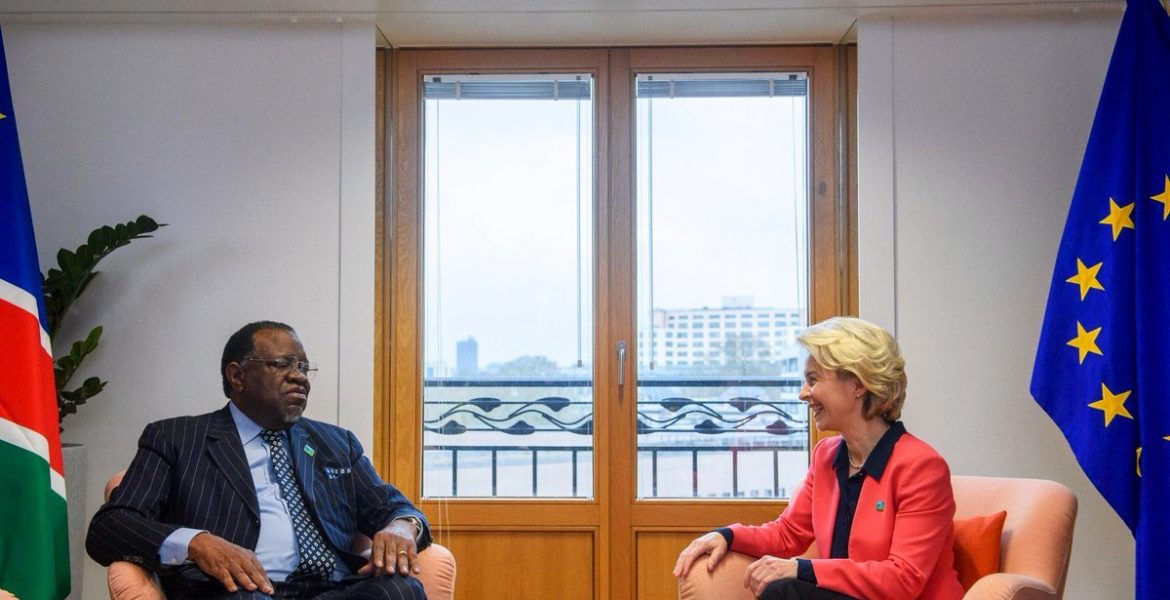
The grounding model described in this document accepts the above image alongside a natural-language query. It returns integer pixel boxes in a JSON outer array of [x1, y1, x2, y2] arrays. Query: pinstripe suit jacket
[[86, 404, 431, 574]]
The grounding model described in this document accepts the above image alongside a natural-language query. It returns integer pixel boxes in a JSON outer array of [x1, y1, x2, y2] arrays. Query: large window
[[421, 74, 595, 498], [384, 46, 852, 600], [634, 73, 811, 499]]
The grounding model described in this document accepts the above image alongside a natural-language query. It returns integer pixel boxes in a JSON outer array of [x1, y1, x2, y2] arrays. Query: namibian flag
[[0, 28, 71, 599]]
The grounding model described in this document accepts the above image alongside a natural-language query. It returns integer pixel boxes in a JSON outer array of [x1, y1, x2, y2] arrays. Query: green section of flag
[[0, 440, 70, 600]]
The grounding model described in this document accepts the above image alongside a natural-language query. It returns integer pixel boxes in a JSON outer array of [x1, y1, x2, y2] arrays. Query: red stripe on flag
[[0, 298, 63, 476]]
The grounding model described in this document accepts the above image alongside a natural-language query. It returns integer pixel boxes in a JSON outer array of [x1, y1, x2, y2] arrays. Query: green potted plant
[[44, 214, 165, 427], [44, 214, 164, 600]]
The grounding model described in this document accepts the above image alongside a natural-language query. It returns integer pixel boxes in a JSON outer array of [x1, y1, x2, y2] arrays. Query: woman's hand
[[673, 532, 729, 578], [744, 555, 799, 596]]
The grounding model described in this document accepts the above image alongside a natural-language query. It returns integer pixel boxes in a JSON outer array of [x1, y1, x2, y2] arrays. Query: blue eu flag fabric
[[1031, 1, 1170, 597]]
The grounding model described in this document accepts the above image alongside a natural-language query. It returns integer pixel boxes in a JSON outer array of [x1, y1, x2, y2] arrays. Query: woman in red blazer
[[674, 317, 964, 600]]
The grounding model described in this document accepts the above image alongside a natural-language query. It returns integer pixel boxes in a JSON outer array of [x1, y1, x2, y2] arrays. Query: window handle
[[617, 341, 627, 388]]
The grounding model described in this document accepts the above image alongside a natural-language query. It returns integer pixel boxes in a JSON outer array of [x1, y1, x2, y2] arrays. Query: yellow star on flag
[[1065, 258, 1104, 300], [1099, 198, 1136, 240], [1152, 175, 1170, 221], [0, 112, 6, 119], [1067, 321, 1103, 364], [1088, 383, 1133, 426], [1140, 437, 1170, 476]]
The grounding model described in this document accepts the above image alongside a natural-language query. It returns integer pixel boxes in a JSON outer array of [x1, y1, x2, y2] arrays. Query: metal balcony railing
[[422, 377, 807, 498]]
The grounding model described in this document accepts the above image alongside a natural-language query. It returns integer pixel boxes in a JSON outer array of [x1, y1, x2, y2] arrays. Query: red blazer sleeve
[[726, 437, 839, 558], [811, 442, 959, 600]]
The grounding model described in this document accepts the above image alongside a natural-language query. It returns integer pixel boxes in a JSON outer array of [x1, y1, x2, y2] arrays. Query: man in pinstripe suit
[[87, 321, 431, 600]]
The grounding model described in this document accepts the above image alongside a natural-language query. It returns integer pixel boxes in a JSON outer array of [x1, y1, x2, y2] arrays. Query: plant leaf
[[46, 215, 164, 427], [83, 326, 103, 353], [56, 248, 78, 278]]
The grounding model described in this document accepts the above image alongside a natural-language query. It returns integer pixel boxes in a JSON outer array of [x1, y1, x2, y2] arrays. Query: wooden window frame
[[374, 44, 856, 600]]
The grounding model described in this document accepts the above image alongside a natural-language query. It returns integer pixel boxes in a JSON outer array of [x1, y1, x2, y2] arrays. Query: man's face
[[227, 328, 311, 430]]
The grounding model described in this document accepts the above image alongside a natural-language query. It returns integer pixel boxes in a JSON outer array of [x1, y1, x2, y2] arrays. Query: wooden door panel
[[444, 530, 596, 600], [635, 531, 696, 600]]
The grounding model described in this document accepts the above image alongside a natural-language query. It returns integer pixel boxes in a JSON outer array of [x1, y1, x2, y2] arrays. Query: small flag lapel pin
[[875, 500, 886, 512], [304, 444, 316, 457]]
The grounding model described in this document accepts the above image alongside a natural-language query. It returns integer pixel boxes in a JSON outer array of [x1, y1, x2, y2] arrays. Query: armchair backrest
[[951, 475, 1077, 597]]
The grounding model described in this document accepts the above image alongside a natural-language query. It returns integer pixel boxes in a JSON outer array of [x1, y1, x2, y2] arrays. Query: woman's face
[[799, 355, 865, 432]]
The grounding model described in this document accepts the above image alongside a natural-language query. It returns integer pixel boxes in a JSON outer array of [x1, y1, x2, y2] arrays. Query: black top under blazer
[[86, 404, 432, 574]]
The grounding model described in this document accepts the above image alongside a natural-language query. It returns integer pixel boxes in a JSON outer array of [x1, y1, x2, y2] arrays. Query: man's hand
[[187, 532, 273, 594], [359, 519, 419, 577], [743, 555, 798, 596]]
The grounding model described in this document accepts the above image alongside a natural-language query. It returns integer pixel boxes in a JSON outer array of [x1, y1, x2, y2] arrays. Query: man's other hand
[[360, 520, 419, 577], [187, 532, 274, 594]]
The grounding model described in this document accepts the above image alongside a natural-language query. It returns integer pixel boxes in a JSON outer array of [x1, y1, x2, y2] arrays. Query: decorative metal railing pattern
[[422, 377, 807, 498]]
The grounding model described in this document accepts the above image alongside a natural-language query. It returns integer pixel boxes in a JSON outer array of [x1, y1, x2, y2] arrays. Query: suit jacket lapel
[[206, 406, 261, 521], [289, 424, 319, 513]]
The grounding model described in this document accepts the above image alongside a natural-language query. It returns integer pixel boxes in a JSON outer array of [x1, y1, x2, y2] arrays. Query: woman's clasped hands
[[743, 555, 799, 596]]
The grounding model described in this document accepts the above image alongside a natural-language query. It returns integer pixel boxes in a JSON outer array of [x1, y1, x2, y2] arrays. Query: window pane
[[635, 72, 809, 500], [422, 74, 594, 499]]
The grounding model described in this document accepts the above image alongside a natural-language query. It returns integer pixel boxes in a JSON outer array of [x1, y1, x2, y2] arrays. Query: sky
[[422, 76, 809, 371]]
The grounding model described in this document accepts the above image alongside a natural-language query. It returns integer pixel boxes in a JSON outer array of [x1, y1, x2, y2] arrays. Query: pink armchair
[[678, 475, 1077, 600], [102, 472, 456, 600]]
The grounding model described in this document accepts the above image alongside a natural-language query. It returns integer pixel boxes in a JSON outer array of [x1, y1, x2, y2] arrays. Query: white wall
[[858, 9, 1132, 599], [4, 22, 377, 598]]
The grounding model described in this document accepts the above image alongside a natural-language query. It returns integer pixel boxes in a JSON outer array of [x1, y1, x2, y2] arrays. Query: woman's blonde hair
[[797, 316, 906, 421]]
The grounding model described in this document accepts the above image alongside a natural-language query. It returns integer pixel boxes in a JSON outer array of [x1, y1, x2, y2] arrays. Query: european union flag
[[1031, 1, 1170, 597]]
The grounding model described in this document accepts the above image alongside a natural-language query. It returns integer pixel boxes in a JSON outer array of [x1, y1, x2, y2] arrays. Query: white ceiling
[[0, 0, 1123, 46]]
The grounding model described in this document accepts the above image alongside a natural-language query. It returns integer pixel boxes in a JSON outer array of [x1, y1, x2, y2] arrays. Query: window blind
[[421, 72, 808, 100], [423, 75, 591, 100], [636, 75, 807, 98]]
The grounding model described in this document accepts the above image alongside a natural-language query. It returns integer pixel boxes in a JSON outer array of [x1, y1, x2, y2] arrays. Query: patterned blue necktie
[[259, 429, 335, 579]]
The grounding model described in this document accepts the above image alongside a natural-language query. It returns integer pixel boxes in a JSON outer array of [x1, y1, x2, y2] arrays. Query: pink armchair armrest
[[677, 551, 756, 600]]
